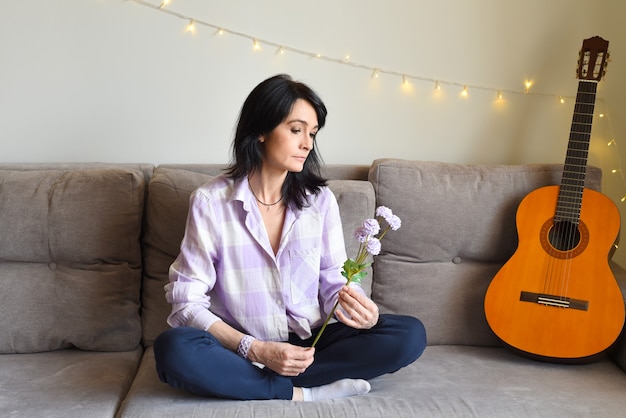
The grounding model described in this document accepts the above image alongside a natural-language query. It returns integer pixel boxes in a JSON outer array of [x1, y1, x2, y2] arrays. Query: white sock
[[301, 379, 371, 402]]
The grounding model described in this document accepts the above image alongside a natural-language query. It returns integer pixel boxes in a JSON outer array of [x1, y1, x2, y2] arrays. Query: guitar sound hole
[[548, 221, 581, 251]]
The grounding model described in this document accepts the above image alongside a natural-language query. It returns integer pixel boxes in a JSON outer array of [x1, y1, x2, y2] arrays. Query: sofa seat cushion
[[0, 168, 145, 352], [141, 166, 376, 346], [373, 345, 626, 417], [0, 347, 142, 418], [368, 159, 604, 346], [117, 345, 626, 418]]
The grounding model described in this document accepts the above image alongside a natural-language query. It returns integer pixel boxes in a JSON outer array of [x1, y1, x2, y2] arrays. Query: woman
[[154, 74, 426, 401]]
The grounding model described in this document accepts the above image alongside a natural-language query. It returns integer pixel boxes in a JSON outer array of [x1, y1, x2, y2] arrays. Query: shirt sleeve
[[165, 189, 222, 331]]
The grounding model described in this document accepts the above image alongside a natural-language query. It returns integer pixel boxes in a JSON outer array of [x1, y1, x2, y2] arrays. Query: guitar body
[[484, 185, 624, 360]]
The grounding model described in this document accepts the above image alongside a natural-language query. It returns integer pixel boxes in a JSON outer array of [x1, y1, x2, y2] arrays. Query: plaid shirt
[[166, 175, 359, 341]]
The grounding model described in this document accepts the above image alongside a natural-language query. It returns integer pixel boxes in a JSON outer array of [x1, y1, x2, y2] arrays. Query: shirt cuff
[[189, 308, 221, 332]]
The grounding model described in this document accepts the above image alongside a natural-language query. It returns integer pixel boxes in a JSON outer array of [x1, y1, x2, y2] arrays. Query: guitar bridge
[[520, 291, 589, 311]]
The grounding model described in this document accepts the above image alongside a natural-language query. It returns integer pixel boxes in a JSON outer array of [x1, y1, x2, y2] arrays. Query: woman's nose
[[302, 134, 313, 150]]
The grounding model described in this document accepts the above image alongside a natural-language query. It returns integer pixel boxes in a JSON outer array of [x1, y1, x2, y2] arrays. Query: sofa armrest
[[609, 260, 626, 372]]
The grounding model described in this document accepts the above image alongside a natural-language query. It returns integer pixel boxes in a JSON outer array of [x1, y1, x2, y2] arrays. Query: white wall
[[2, 0, 626, 265]]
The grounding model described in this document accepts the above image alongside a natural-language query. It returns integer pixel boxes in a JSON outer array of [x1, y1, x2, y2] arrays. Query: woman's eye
[[291, 129, 301, 134]]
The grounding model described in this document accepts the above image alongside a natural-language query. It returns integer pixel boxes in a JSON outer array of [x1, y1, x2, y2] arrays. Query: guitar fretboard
[[555, 80, 598, 223]]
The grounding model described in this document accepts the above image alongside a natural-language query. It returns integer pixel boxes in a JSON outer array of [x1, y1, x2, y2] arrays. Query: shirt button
[[452, 256, 462, 264], [48, 262, 58, 270]]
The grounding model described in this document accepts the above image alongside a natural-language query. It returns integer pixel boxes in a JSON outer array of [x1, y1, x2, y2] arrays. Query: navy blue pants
[[153, 314, 426, 400]]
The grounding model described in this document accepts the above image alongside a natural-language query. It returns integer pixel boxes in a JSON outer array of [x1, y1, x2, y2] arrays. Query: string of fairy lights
[[129, 0, 625, 203]]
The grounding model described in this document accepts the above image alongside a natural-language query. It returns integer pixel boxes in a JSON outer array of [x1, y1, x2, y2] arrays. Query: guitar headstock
[[577, 36, 609, 81]]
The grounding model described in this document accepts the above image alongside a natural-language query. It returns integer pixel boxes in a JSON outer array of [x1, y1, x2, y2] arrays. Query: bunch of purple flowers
[[311, 206, 401, 347]]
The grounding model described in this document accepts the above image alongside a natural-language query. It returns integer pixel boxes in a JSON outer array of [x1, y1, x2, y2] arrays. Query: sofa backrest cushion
[[141, 168, 217, 347], [141, 166, 375, 346], [0, 168, 145, 353], [368, 159, 602, 346]]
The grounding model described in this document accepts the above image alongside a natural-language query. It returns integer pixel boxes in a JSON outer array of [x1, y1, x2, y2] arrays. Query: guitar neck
[[555, 80, 598, 224]]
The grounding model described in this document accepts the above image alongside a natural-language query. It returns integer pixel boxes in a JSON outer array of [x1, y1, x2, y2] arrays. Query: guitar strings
[[564, 82, 596, 301], [544, 80, 596, 303]]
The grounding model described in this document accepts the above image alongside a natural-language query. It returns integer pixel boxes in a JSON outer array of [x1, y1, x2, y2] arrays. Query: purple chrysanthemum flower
[[366, 237, 382, 256], [362, 218, 380, 236], [376, 206, 393, 220], [387, 214, 402, 231], [353, 226, 369, 243]]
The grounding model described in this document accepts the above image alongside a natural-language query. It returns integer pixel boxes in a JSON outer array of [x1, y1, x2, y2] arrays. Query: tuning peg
[[602, 52, 610, 79]]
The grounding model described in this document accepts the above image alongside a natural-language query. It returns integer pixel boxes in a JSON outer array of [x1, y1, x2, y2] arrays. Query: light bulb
[[186, 20, 196, 33], [524, 80, 532, 93], [461, 86, 468, 98], [253, 39, 261, 50], [159, 0, 170, 8], [497, 90, 503, 100]]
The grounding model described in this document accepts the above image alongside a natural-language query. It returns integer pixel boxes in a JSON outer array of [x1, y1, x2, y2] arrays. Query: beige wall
[[1, 0, 625, 264]]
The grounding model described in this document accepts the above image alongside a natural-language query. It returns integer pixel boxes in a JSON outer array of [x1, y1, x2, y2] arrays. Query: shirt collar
[[232, 176, 253, 211]]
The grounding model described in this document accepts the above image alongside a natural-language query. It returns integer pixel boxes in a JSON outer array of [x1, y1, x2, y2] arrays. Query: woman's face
[[260, 99, 319, 175]]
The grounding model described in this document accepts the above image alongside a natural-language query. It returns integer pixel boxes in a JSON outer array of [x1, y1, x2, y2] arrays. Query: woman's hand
[[248, 341, 315, 377], [335, 285, 380, 329]]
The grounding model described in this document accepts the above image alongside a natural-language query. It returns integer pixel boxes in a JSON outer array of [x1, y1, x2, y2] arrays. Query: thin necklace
[[248, 180, 283, 210]]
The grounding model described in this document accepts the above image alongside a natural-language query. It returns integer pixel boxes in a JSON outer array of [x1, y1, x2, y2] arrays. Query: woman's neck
[[247, 170, 286, 209]]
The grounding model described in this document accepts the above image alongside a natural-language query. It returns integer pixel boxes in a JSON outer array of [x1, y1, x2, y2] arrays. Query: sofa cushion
[[0, 347, 142, 418], [141, 168, 217, 347], [117, 345, 626, 418], [609, 261, 626, 372], [327, 179, 377, 295], [141, 167, 376, 346], [0, 168, 144, 353], [368, 159, 603, 346]]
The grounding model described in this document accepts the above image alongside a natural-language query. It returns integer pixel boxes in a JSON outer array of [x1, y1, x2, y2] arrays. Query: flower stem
[[311, 299, 340, 348]]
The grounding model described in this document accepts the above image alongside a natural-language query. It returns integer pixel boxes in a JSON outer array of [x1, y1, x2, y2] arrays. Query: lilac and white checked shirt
[[166, 175, 363, 341]]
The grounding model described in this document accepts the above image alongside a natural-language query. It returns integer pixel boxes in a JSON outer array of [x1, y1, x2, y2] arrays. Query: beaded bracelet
[[237, 335, 255, 359]]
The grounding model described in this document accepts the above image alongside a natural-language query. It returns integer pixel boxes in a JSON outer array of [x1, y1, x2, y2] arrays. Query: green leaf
[[349, 270, 368, 284], [341, 258, 371, 285]]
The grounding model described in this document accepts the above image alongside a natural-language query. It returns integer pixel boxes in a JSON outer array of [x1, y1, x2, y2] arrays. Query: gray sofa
[[1, 159, 625, 418]]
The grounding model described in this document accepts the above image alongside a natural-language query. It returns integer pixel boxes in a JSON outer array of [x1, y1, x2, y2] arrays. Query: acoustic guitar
[[484, 36, 624, 362]]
